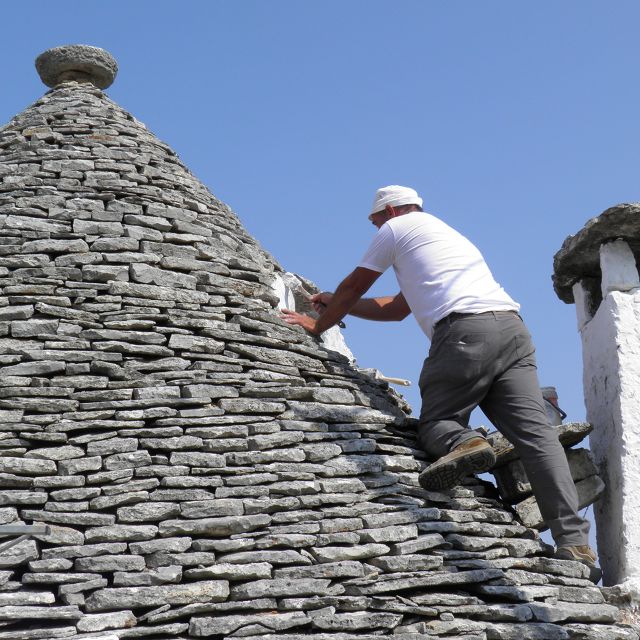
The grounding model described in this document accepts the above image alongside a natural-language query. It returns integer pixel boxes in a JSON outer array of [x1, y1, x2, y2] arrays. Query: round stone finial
[[35, 45, 118, 89]]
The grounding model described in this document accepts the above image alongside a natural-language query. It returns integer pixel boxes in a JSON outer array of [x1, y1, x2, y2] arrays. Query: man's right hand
[[310, 292, 333, 314]]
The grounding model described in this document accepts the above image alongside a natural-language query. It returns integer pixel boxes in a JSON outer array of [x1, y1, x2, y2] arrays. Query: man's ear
[[385, 204, 397, 218]]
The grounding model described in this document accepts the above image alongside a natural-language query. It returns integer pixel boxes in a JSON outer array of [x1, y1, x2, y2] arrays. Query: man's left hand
[[280, 309, 321, 335]]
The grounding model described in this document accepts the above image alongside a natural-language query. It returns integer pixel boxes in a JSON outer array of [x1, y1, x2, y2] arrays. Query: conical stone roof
[[0, 45, 637, 640]]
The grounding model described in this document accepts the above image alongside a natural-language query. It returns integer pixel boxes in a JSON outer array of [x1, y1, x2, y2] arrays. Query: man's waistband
[[434, 309, 521, 330]]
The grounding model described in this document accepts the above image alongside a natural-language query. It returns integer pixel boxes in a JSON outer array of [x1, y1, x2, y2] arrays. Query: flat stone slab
[[184, 562, 272, 581], [84, 581, 229, 611], [159, 514, 271, 537], [485, 622, 574, 639], [0, 605, 81, 620], [488, 422, 592, 466], [76, 610, 137, 632], [0, 592, 55, 606], [552, 203, 640, 303], [311, 611, 403, 631], [190, 611, 309, 637], [563, 623, 640, 640], [229, 578, 331, 599], [528, 601, 619, 623], [0, 628, 79, 639], [344, 569, 504, 595]]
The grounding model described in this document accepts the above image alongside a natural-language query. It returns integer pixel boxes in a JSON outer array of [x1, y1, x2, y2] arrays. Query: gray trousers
[[417, 310, 590, 547]]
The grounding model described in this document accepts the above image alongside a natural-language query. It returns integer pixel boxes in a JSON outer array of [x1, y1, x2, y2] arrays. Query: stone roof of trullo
[[0, 45, 637, 640], [553, 203, 640, 304]]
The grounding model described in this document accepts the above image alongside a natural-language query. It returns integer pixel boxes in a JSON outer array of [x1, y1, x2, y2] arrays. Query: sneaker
[[418, 437, 496, 491], [554, 545, 602, 583]]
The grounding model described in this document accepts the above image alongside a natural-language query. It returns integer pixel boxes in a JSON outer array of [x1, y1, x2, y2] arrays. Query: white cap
[[370, 185, 423, 216]]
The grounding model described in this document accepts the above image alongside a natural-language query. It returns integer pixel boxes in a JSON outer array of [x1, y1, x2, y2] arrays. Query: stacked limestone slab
[[0, 45, 636, 639]]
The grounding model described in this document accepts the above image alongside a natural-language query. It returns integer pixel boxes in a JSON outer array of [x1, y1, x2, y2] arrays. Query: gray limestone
[[117, 502, 180, 522], [344, 569, 505, 595], [0, 457, 57, 476], [0, 628, 79, 640], [86, 437, 137, 456], [145, 551, 217, 568], [159, 514, 271, 536], [184, 562, 272, 581], [58, 456, 102, 475], [311, 544, 391, 563], [359, 524, 418, 543], [22, 509, 114, 526], [390, 533, 447, 554], [0, 592, 55, 606], [489, 622, 570, 640], [0, 361, 66, 376], [75, 555, 146, 572], [113, 565, 182, 587], [84, 526, 158, 543], [90, 491, 149, 510], [128, 537, 192, 555], [76, 611, 137, 632], [216, 550, 312, 566], [85, 581, 229, 610], [229, 578, 332, 599], [274, 562, 365, 579], [528, 601, 619, 623], [32, 525, 84, 546], [189, 612, 309, 637], [25, 446, 84, 461], [169, 451, 225, 468], [564, 625, 640, 640], [367, 554, 444, 572], [21, 572, 103, 585], [0, 605, 82, 621], [130, 263, 197, 289], [28, 557, 72, 571]]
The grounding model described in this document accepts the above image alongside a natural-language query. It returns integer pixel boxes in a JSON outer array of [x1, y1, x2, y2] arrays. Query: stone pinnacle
[[35, 44, 118, 89]]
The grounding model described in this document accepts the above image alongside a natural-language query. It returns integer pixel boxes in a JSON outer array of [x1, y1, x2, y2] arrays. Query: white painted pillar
[[577, 240, 640, 589]]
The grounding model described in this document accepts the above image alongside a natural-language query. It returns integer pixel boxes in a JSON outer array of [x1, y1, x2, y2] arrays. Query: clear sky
[[3, 1, 638, 544]]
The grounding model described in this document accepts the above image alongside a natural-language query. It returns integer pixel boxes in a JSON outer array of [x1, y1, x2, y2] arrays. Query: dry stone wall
[[0, 47, 636, 639]]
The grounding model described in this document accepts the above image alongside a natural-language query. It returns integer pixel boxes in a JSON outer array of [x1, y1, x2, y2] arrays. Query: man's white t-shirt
[[358, 212, 519, 338]]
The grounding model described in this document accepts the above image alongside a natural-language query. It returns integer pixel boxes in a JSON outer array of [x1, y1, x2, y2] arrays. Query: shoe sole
[[419, 446, 496, 491], [554, 552, 602, 584], [588, 565, 603, 584]]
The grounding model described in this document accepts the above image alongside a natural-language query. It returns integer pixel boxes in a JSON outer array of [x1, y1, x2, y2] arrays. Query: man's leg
[[417, 312, 596, 577], [416, 315, 499, 489], [416, 317, 497, 459], [479, 317, 590, 547]]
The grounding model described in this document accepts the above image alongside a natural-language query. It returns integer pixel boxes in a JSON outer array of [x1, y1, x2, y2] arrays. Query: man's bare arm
[[281, 267, 382, 335], [348, 292, 411, 321], [312, 291, 410, 321]]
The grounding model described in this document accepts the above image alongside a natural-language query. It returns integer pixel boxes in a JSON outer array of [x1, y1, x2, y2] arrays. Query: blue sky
[[2, 3, 638, 544]]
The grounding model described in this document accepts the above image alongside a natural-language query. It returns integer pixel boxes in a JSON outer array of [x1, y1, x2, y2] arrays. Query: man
[[281, 185, 599, 580]]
